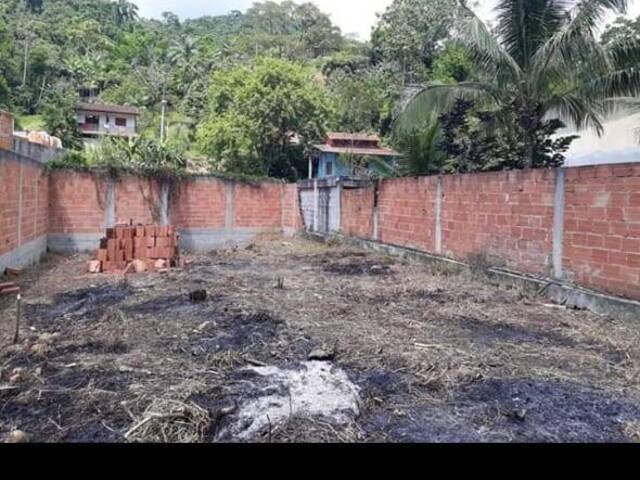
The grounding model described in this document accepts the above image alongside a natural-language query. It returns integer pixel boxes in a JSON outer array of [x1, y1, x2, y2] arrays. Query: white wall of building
[[559, 112, 640, 167], [77, 111, 137, 135]]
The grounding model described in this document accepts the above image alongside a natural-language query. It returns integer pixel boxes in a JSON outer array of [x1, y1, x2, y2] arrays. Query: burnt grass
[[1, 237, 640, 443]]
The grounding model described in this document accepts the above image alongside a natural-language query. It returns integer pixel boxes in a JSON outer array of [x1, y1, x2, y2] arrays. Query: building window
[[85, 115, 99, 125], [115, 117, 127, 127], [326, 160, 333, 176]]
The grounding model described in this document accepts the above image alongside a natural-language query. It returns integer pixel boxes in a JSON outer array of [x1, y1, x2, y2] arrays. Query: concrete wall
[[331, 165, 640, 301], [12, 137, 63, 164]]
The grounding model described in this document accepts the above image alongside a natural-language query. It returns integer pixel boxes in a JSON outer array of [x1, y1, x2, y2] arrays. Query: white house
[[559, 110, 640, 167], [76, 102, 139, 144]]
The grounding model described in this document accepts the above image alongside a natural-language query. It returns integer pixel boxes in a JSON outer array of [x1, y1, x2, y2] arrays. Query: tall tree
[[372, 0, 462, 82], [114, 0, 139, 27], [401, 0, 640, 168], [197, 58, 332, 179]]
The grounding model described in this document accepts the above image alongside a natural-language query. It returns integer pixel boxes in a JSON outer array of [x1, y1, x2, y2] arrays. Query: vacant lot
[[1, 236, 640, 443]]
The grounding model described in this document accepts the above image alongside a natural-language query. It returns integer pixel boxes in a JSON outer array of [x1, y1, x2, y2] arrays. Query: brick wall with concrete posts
[[335, 165, 640, 301], [47, 171, 292, 253]]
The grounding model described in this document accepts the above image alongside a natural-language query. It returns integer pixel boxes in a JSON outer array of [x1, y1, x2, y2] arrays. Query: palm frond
[[394, 121, 445, 176], [495, 0, 566, 70], [456, 1, 523, 81], [395, 81, 500, 131], [531, 0, 630, 84], [546, 91, 605, 134]]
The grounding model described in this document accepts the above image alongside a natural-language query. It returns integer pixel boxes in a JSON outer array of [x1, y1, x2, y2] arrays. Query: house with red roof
[[310, 132, 399, 179]]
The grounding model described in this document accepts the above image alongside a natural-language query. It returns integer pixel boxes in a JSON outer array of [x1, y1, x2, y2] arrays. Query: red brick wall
[[341, 186, 375, 239], [282, 183, 303, 233], [115, 177, 161, 225], [442, 169, 556, 275], [171, 178, 227, 229], [563, 164, 640, 298], [47, 174, 286, 234], [0, 111, 13, 151], [233, 182, 283, 229], [378, 176, 439, 252], [336, 166, 640, 299], [0, 155, 48, 256], [0, 158, 20, 255], [48, 171, 107, 235], [20, 161, 48, 245]]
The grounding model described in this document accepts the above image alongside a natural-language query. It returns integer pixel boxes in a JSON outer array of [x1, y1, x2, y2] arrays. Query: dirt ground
[[2, 235, 640, 443]]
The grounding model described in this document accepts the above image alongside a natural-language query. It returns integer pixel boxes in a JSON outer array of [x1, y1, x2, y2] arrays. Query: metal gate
[[298, 179, 340, 235]]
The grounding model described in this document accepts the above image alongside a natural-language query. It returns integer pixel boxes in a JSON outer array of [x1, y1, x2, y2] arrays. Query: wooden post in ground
[[13, 293, 22, 344]]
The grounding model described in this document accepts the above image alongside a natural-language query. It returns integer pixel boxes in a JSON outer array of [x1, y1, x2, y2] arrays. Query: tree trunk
[[22, 39, 29, 87], [524, 141, 535, 169]]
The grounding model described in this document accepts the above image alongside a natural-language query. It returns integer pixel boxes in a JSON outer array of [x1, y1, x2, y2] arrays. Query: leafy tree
[[197, 58, 332, 179], [402, 0, 640, 168], [328, 68, 402, 135], [243, 1, 343, 59], [372, 0, 462, 82], [602, 16, 640, 46], [25, 0, 43, 13], [438, 98, 578, 173], [431, 43, 475, 83], [41, 82, 82, 149]]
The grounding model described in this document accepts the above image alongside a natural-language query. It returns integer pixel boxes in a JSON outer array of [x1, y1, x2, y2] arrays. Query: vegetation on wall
[[46, 137, 187, 178]]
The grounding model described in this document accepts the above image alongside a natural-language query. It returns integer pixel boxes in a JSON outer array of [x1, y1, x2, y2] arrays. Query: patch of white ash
[[220, 361, 361, 440]]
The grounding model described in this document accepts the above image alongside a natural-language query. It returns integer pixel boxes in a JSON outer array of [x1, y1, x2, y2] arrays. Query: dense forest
[[1, 0, 639, 179]]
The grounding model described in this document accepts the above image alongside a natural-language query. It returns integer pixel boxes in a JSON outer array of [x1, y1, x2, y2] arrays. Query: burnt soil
[[1, 236, 640, 443]]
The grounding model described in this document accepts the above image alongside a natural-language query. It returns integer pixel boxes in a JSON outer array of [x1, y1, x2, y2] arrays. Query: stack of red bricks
[[89, 224, 182, 274], [0, 282, 20, 297]]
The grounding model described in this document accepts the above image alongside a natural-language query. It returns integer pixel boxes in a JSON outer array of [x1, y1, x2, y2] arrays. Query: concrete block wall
[[336, 165, 640, 301]]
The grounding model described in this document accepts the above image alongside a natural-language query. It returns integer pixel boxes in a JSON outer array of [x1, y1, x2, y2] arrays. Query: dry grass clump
[[125, 398, 210, 443], [623, 422, 640, 443]]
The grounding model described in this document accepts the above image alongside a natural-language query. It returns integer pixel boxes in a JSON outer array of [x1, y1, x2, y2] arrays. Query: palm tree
[[114, 0, 139, 26], [168, 36, 199, 69], [402, 0, 640, 168], [394, 121, 446, 175]]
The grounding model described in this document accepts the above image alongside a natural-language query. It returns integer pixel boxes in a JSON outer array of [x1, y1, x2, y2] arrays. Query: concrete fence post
[[336, 179, 342, 233], [435, 176, 444, 255], [372, 180, 380, 242], [552, 168, 566, 280], [160, 181, 170, 226], [225, 181, 236, 230], [313, 179, 319, 232], [17, 160, 24, 248], [105, 179, 116, 228], [33, 175, 39, 240]]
